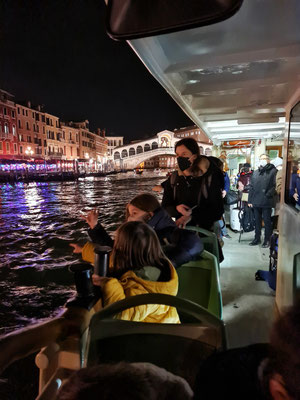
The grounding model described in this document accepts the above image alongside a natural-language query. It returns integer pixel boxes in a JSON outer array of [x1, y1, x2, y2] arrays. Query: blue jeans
[[219, 216, 228, 236]]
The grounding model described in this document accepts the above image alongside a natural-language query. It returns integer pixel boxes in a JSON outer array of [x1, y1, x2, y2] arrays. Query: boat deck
[[221, 228, 275, 349]]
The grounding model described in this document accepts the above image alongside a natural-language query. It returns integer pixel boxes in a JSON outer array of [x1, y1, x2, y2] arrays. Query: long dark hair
[[110, 221, 169, 279], [175, 138, 209, 175]]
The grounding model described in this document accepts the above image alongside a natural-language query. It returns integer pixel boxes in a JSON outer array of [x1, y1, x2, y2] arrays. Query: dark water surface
[[0, 174, 164, 335]]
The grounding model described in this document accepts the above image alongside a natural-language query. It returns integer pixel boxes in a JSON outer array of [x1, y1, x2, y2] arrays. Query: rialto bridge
[[111, 130, 212, 170]]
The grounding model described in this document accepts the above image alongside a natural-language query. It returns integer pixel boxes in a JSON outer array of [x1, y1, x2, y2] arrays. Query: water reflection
[[0, 175, 164, 334]]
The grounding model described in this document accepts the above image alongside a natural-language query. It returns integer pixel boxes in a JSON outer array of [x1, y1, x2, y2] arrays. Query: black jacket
[[248, 164, 277, 208], [162, 163, 224, 230], [88, 207, 203, 269]]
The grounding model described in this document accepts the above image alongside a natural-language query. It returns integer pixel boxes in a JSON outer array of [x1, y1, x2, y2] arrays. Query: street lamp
[[25, 146, 34, 157]]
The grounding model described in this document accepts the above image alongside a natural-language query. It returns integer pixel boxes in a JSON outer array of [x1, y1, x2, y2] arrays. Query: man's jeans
[[253, 207, 272, 242]]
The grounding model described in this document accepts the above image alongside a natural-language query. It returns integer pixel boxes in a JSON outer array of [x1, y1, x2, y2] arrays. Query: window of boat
[[285, 101, 300, 211]]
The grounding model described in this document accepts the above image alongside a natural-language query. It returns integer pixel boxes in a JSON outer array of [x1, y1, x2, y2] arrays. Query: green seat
[[185, 225, 220, 264], [177, 250, 223, 319], [84, 293, 226, 388]]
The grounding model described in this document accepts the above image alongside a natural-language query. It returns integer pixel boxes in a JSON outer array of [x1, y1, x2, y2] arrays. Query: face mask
[[259, 160, 267, 167], [177, 156, 191, 171]]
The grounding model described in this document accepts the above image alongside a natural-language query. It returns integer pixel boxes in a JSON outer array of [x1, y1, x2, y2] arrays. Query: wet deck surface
[[221, 228, 275, 349]]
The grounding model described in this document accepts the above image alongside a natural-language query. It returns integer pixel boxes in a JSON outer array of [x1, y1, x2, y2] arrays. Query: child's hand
[[70, 243, 83, 254], [92, 274, 111, 287], [80, 209, 99, 229], [176, 204, 192, 216]]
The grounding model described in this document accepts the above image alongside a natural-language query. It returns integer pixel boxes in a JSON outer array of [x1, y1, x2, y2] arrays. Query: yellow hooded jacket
[[82, 242, 180, 323], [101, 263, 180, 323], [82, 241, 99, 264]]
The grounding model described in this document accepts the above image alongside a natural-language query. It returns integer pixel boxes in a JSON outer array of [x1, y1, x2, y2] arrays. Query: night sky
[[0, 0, 192, 142]]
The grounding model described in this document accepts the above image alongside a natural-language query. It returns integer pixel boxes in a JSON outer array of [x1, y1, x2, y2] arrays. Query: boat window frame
[[284, 101, 300, 212]]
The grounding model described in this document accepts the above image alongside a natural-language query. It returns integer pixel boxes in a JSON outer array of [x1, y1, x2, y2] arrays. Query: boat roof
[[128, 0, 300, 142]]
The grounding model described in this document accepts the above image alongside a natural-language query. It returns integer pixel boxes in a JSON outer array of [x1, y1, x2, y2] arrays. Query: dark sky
[[0, 0, 192, 142]]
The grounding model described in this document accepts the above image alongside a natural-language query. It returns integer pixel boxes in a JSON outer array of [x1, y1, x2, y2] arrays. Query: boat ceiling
[[129, 0, 300, 142]]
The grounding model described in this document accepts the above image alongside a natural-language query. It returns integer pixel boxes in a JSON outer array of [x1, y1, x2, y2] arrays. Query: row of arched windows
[[114, 142, 211, 160], [114, 141, 159, 160]]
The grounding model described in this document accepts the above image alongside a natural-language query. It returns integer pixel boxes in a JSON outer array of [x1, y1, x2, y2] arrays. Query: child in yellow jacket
[[92, 221, 180, 323]]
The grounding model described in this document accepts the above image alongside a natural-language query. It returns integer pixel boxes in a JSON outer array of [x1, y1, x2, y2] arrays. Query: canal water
[[0, 173, 165, 335]]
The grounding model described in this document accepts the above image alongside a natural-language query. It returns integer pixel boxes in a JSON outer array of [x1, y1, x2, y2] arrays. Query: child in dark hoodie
[[70, 193, 203, 269]]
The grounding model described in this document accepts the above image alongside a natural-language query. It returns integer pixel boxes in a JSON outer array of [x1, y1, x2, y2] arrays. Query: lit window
[[4, 123, 9, 133]]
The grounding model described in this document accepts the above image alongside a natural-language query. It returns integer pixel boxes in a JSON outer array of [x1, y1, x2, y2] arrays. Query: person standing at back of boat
[[248, 154, 277, 248], [161, 138, 224, 232]]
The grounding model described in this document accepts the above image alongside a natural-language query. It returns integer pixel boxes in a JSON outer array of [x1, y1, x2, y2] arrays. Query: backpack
[[239, 205, 255, 232]]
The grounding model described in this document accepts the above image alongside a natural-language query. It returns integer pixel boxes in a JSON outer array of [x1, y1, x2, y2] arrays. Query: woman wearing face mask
[[70, 193, 203, 268], [161, 138, 224, 232]]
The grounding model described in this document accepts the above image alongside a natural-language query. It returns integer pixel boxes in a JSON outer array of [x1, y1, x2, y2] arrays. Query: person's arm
[[289, 174, 297, 198], [248, 173, 254, 204], [276, 170, 282, 195], [224, 172, 230, 193], [88, 223, 114, 246], [81, 241, 96, 264], [162, 178, 180, 218], [163, 229, 204, 268], [265, 170, 277, 198], [207, 170, 225, 222]]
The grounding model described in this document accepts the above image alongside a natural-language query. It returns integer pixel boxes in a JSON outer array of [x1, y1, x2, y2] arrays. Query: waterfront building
[[106, 135, 124, 157], [16, 101, 46, 160], [94, 128, 108, 171], [0, 90, 18, 160], [71, 120, 97, 172], [174, 125, 213, 155], [44, 112, 63, 160], [60, 122, 80, 161]]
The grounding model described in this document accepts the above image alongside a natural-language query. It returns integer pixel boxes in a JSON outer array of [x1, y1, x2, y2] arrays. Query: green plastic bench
[[84, 293, 226, 388], [177, 250, 223, 319]]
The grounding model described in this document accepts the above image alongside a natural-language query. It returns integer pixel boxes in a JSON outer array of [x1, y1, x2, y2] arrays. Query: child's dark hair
[[125, 193, 160, 220]]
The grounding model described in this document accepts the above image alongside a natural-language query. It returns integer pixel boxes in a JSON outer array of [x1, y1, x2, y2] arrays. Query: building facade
[[106, 135, 124, 157], [16, 101, 46, 160], [94, 128, 108, 171], [60, 122, 80, 161], [0, 90, 18, 159], [173, 125, 212, 155]]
